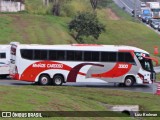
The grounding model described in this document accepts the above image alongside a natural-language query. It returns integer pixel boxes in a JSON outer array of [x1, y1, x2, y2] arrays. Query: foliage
[[0, 14, 75, 44], [69, 12, 105, 43], [98, 0, 113, 8], [1, 85, 160, 113], [90, 0, 113, 10], [25, 0, 52, 15]]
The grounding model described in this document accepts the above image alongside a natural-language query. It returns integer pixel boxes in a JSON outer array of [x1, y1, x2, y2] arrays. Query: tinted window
[[0, 53, 6, 58], [34, 50, 48, 60], [21, 49, 33, 60], [118, 52, 135, 63], [118, 52, 125, 62], [49, 50, 65, 60], [67, 51, 75, 61], [108, 52, 117, 62], [75, 51, 83, 61], [101, 52, 109, 62], [125, 53, 135, 63], [92, 52, 100, 61], [49, 50, 57, 60], [101, 52, 117, 62], [57, 51, 65, 60], [84, 52, 92, 61]]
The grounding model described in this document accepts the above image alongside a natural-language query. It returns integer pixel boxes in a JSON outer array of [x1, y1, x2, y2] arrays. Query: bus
[[0, 45, 10, 78], [10, 43, 157, 87]]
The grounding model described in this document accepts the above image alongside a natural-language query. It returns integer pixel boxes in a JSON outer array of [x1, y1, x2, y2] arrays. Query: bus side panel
[[87, 62, 140, 83]]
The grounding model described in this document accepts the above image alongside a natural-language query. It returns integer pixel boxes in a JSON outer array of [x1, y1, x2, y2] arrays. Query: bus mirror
[[144, 56, 158, 66]]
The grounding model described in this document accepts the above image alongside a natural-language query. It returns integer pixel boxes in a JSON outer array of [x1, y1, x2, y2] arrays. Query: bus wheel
[[38, 75, 51, 85], [124, 77, 134, 87], [53, 75, 63, 86]]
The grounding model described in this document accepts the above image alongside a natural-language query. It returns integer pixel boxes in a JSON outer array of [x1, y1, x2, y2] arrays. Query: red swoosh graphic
[[20, 61, 85, 82], [92, 62, 132, 78]]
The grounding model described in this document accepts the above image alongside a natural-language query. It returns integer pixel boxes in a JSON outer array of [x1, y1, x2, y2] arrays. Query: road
[[114, 0, 160, 73], [113, 0, 160, 35], [113, 0, 141, 14], [0, 79, 158, 94]]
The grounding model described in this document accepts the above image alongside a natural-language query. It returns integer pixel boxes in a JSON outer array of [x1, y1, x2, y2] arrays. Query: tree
[[51, 0, 69, 16], [90, 0, 98, 10], [90, 0, 113, 10], [52, 0, 61, 16], [69, 12, 105, 42], [43, 0, 49, 6]]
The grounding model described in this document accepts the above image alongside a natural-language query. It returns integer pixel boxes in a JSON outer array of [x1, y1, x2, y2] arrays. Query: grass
[[25, 0, 51, 15], [108, 3, 134, 21], [0, 1, 160, 119], [0, 13, 160, 55], [98, 20, 160, 55], [0, 85, 160, 120], [0, 14, 75, 44]]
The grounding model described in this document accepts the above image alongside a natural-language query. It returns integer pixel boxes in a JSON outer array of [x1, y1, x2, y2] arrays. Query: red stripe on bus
[[67, 63, 104, 82], [92, 62, 132, 78], [19, 61, 86, 82]]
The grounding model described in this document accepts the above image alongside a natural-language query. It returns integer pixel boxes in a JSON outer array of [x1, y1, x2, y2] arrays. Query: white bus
[[10, 43, 157, 87], [0, 45, 10, 78]]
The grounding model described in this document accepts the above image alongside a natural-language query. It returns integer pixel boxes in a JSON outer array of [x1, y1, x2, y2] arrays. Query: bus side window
[[108, 52, 117, 62], [21, 49, 33, 60], [0, 53, 6, 58], [118, 52, 125, 62], [84, 51, 92, 61], [34, 50, 48, 60], [101, 52, 109, 62], [57, 51, 65, 60], [92, 52, 100, 61], [75, 51, 83, 61], [125, 52, 135, 64], [49, 50, 57, 60], [118, 52, 135, 64], [66, 51, 75, 61]]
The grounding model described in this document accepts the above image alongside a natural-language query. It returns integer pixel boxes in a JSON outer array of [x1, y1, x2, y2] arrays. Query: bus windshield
[[135, 52, 154, 72]]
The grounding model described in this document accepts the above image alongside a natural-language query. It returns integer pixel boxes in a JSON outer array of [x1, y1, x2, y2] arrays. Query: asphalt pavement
[[0, 79, 158, 94], [113, 0, 141, 14]]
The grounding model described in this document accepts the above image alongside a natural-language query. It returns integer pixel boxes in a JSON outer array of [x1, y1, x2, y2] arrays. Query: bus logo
[[118, 64, 128, 69]]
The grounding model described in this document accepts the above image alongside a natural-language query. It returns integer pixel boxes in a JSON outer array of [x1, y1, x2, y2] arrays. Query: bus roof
[[0, 45, 10, 51], [16, 44, 149, 54]]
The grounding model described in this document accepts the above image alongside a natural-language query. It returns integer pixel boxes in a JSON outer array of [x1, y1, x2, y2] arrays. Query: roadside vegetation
[[0, 1, 160, 119], [0, 85, 160, 120], [0, 0, 160, 55]]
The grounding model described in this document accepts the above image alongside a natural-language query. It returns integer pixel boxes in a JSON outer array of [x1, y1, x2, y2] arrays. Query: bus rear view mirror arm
[[144, 56, 158, 66]]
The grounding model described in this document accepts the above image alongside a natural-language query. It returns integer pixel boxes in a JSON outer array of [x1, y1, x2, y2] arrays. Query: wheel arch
[[38, 73, 51, 85], [34, 72, 53, 82], [39, 73, 51, 78], [124, 75, 136, 84]]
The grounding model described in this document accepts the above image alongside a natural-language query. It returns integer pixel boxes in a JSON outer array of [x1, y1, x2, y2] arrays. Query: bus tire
[[53, 75, 63, 86], [38, 74, 51, 85], [124, 76, 135, 87]]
